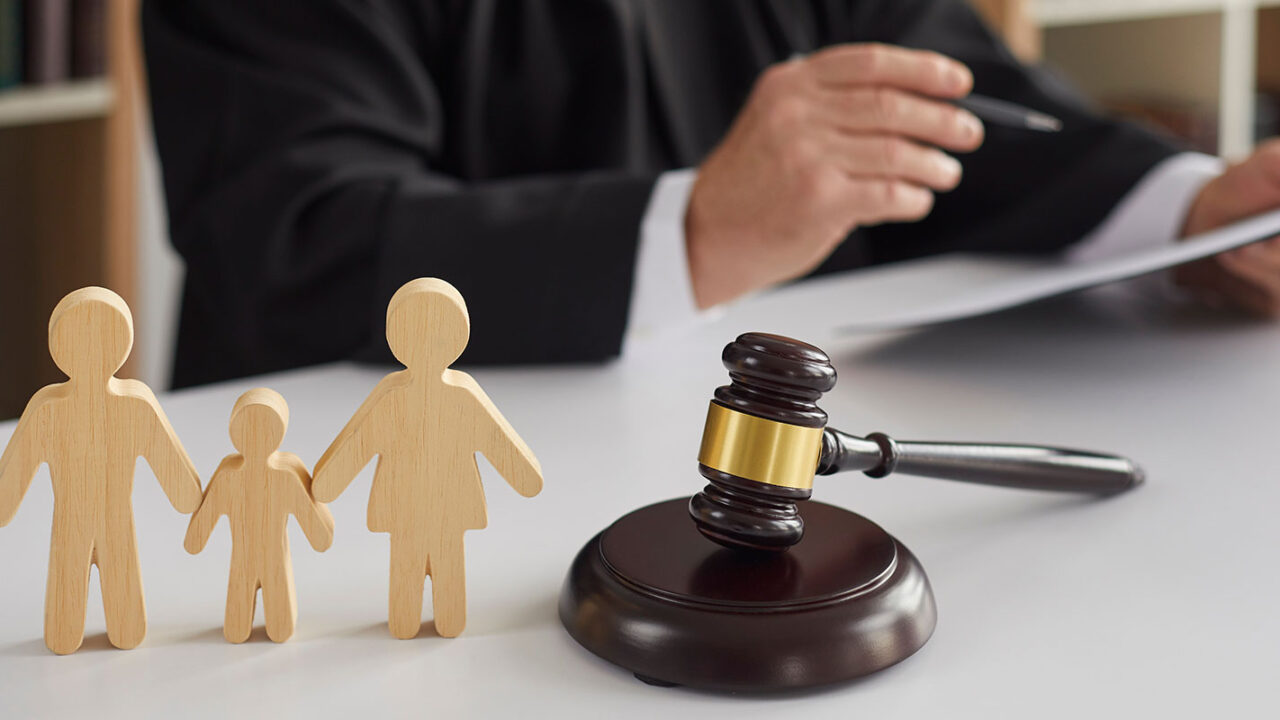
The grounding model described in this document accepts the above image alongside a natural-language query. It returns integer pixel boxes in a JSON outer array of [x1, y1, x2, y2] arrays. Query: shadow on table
[[174, 625, 276, 645], [0, 631, 117, 657], [322, 592, 557, 642], [839, 287, 1258, 377], [467, 593, 559, 637], [547, 617, 933, 701], [331, 620, 442, 641], [0, 594, 559, 658]]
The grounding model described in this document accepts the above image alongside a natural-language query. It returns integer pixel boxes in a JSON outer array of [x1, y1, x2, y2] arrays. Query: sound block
[[559, 498, 936, 692]]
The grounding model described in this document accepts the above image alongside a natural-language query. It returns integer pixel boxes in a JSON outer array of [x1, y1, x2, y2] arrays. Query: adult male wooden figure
[[313, 278, 543, 639], [0, 287, 203, 654]]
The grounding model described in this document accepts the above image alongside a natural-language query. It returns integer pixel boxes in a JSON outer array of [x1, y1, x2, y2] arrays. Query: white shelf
[[1036, 0, 1280, 157], [1034, 0, 1280, 27], [0, 79, 115, 129]]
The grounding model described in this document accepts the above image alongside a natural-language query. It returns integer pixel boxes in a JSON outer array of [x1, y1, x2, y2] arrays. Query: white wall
[[1043, 13, 1221, 108], [135, 105, 183, 390]]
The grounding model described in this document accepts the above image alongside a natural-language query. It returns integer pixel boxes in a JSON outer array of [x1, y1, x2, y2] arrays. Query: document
[[836, 208, 1280, 332]]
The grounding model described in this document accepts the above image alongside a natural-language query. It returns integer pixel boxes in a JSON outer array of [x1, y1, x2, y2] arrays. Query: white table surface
[[1, 265, 1278, 718]]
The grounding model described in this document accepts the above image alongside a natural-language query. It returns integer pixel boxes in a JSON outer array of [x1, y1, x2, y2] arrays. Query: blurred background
[[0, 0, 1277, 419]]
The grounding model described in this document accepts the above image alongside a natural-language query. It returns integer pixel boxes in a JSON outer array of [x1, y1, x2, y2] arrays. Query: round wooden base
[[558, 498, 937, 692]]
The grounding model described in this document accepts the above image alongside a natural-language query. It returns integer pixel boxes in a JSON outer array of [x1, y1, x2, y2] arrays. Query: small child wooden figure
[[184, 388, 334, 643]]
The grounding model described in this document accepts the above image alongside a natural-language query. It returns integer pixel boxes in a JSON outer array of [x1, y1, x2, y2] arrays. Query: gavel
[[689, 332, 1145, 552]]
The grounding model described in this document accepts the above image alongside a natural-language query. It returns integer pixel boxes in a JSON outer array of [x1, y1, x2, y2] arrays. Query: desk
[[1, 269, 1277, 717]]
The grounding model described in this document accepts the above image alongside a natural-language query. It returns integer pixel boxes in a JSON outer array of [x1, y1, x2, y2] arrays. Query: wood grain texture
[[313, 278, 543, 639], [104, 0, 142, 386], [0, 118, 107, 418], [0, 287, 202, 654], [0, 0, 140, 419], [561, 499, 937, 691], [104, 0, 139, 311], [185, 388, 334, 643]]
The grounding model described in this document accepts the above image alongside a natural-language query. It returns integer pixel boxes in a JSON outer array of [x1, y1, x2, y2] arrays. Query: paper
[[835, 208, 1280, 332]]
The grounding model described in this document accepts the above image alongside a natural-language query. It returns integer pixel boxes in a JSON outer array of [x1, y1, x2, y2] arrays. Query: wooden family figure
[[0, 287, 203, 654], [0, 278, 543, 653], [313, 278, 544, 639], [184, 387, 334, 643]]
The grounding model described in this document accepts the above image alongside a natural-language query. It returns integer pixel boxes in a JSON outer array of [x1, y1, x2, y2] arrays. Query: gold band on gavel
[[697, 402, 824, 489]]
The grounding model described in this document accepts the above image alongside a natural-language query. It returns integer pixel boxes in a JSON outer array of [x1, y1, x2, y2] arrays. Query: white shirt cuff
[[1067, 152, 1225, 263], [623, 168, 704, 352]]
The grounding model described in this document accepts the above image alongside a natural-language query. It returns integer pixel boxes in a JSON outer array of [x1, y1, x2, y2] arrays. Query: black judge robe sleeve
[[143, 0, 1178, 388]]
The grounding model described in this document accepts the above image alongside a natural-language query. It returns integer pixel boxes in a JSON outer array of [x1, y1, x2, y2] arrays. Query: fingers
[[808, 43, 973, 98], [1219, 141, 1280, 212], [843, 178, 935, 225], [822, 133, 962, 190], [1178, 240, 1280, 316], [818, 87, 984, 152], [1216, 243, 1280, 316], [1186, 140, 1280, 234]]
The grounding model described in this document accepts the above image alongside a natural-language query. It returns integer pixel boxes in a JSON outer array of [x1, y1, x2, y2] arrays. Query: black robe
[[143, 0, 1177, 388]]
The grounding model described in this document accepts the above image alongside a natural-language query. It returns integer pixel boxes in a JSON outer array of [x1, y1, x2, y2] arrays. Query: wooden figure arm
[[461, 375, 543, 498], [281, 453, 334, 552], [0, 397, 48, 527], [123, 381, 203, 513], [313, 377, 395, 503], [183, 459, 234, 554]]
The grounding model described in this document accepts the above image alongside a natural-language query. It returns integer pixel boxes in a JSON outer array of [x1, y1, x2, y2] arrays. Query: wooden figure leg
[[96, 531, 147, 651], [44, 528, 93, 655], [262, 564, 298, 643], [224, 559, 258, 644], [429, 543, 466, 638], [388, 537, 429, 639]]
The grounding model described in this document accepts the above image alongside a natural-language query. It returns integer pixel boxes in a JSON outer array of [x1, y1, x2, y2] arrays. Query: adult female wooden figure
[[313, 278, 543, 639]]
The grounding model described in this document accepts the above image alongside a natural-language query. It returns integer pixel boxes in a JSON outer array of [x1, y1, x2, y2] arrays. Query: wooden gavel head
[[688, 332, 836, 551]]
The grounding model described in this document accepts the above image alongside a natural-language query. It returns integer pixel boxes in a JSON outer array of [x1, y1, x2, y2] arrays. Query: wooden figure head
[[228, 388, 290, 459], [48, 286, 134, 382], [385, 278, 470, 372]]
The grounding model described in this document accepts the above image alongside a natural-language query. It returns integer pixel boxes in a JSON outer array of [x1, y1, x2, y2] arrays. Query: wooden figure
[[0, 287, 202, 655], [313, 278, 543, 639], [184, 388, 334, 643]]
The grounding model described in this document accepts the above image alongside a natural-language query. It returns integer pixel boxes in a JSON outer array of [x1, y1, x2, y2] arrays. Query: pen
[[956, 94, 1062, 132]]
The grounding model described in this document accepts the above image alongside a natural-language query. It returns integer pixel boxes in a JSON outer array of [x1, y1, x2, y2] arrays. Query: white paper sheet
[[836, 207, 1280, 332]]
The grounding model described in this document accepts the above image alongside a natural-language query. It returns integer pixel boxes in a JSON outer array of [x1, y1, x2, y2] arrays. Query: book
[[0, 0, 19, 89], [24, 0, 70, 85], [70, 0, 104, 78]]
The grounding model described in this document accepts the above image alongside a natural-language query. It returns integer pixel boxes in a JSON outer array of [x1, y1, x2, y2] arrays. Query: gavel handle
[[816, 429, 1143, 495]]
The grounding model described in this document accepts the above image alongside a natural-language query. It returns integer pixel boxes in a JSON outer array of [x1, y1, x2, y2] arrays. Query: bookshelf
[[0, 0, 138, 418], [1036, 0, 1259, 26], [1034, 0, 1280, 158], [0, 77, 111, 127]]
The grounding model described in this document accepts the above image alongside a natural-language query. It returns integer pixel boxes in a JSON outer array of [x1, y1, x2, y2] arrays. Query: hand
[[1175, 140, 1280, 316], [685, 43, 985, 308], [311, 503, 335, 552], [311, 465, 339, 504]]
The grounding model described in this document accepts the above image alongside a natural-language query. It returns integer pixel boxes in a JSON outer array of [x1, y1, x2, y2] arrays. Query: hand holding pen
[[685, 44, 987, 308]]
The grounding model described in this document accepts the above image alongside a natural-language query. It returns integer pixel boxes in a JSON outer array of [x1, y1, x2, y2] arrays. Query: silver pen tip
[[1026, 112, 1063, 132]]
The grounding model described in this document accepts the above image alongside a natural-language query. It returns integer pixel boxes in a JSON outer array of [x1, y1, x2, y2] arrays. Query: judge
[[143, 1, 1280, 387]]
